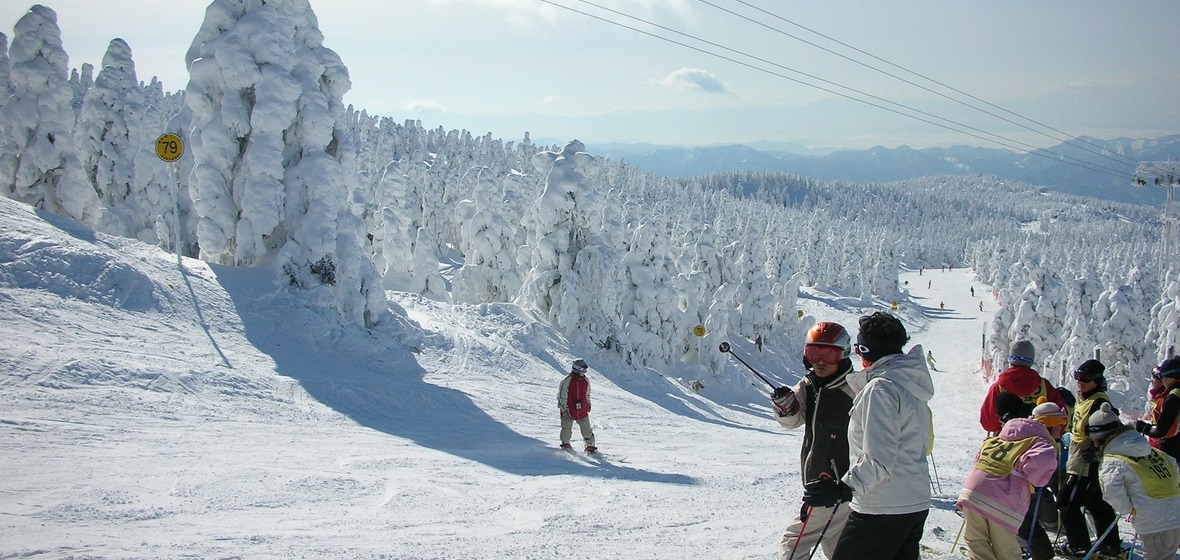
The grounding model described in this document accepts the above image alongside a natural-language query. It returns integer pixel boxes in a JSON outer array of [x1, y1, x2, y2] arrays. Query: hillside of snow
[[0, 194, 1097, 559]]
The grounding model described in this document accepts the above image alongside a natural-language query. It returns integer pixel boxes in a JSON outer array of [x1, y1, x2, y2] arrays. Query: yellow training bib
[[975, 436, 1040, 477], [1107, 449, 1180, 500]]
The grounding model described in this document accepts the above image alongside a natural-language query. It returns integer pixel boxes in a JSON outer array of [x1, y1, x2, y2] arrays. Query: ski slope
[[0, 197, 1131, 558]]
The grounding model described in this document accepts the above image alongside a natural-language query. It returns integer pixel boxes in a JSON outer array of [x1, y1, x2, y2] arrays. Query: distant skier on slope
[[926, 350, 938, 372], [770, 322, 856, 560], [558, 359, 597, 454]]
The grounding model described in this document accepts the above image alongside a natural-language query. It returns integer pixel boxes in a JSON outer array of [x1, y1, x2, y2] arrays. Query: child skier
[[558, 358, 596, 453], [1090, 402, 1180, 560], [957, 392, 1058, 560]]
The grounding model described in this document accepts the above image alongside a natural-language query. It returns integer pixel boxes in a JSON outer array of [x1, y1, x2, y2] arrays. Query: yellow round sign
[[693, 325, 706, 337], [155, 133, 184, 162]]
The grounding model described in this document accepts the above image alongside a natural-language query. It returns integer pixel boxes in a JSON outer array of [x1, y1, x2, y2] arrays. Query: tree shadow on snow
[[213, 266, 695, 485]]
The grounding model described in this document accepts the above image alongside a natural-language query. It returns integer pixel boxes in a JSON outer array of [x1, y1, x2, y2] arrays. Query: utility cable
[[703, 0, 1144, 172], [547, 0, 1133, 180]]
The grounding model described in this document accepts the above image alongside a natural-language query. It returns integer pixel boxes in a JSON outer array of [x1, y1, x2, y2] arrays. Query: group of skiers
[[961, 342, 1180, 560], [770, 314, 1180, 560], [553, 310, 1180, 559]]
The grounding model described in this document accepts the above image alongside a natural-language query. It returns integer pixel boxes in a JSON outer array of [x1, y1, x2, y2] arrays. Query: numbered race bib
[[975, 436, 1039, 477], [1107, 449, 1180, 499]]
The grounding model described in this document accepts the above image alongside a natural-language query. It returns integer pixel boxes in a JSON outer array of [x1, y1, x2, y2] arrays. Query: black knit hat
[[995, 391, 1027, 423], [1074, 359, 1105, 381], [855, 312, 909, 363]]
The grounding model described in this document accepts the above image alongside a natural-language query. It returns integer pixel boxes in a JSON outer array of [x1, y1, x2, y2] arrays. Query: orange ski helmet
[[805, 322, 851, 359]]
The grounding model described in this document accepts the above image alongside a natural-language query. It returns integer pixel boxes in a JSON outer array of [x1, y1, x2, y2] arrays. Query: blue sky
[[3, 0, 1179, 150]]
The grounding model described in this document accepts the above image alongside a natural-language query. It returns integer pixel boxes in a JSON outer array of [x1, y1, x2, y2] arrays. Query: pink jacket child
[[957, 414, 1059, 559]]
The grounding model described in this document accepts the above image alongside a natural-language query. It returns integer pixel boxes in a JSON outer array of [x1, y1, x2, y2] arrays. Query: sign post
[[155, 133, 185, 260], [693, 324, 706, 369]]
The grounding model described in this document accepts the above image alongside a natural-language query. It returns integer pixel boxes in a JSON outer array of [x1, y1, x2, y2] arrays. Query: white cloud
[[541, 95, 560, 105], [653, 68, 731, 94], [1068, 79, 1099, 90], [404, 99, 448, 113]]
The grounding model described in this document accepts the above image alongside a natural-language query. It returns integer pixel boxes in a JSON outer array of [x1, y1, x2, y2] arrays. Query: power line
[[702, 0, 1145, 172], [544, 0, 1134, 181]]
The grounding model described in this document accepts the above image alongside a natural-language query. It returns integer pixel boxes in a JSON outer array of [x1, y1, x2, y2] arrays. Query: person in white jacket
[[1089, 403, 1180, 560], [802, 311, 935, 560]]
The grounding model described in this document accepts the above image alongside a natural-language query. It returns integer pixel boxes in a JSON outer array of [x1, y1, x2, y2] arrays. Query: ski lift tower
[[1134, 161, 1180, 267]]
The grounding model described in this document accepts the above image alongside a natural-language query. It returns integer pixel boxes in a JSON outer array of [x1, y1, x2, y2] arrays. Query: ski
[[585, 451, 628, 463]]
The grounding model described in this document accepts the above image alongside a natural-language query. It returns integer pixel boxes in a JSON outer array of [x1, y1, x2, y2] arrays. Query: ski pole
[[803, 460, 847, 560], [1054, 477, 1082, 549], [950, 515, 966, 554], [930, 452, 943, 494], [719, 341, 778, 389], [805, 504, 840, 560], [1080, 517, 1120, 560], [1024, 486, 1044, 560], [786, 504, 813, 560]]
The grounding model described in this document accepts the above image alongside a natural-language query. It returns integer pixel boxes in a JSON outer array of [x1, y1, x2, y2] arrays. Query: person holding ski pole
[[808, 312, 935, 560], [1090, 402, 1180, 560], [558, 358, 597, 454], [956, 392, 1058, 560], [770, 322, 855, 560], [1136, 357, 1180, 461], [1056, 359, 1123, 558]]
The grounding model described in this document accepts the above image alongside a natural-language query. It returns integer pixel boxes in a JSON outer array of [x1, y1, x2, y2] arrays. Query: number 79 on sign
[[155, 133, 185, 162]]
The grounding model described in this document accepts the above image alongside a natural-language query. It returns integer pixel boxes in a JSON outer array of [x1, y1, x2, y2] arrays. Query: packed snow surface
[[0, 196, 1134, 558]]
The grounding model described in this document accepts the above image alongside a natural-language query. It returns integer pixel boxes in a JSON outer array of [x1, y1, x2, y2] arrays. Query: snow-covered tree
[[453, 169, 524, 303], [77, 39, 142, 235], [0, 5, 83, 217], [184, 0, 382, 325], [518, 140, 598, 325], [0, 32, 11, 110]]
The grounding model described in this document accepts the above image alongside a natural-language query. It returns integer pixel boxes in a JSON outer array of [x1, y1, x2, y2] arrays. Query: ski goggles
[[803, 344, 844, 365], [1072, 371, 1100, 383]]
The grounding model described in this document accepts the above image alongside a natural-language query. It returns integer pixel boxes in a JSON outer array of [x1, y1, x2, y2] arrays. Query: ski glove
[[771, 386, 800, 416], [560, 409, 571, 421], [1135, 420, 1153, 435], [802, 478, 853, 508], [1056, 475, 1079, 510]]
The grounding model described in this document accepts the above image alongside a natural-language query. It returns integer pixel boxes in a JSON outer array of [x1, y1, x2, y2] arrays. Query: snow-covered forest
[[0, 0, 1175, 413]]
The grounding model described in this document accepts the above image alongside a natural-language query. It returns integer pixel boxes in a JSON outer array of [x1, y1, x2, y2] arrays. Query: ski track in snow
[[0, 199, 1142, 558]]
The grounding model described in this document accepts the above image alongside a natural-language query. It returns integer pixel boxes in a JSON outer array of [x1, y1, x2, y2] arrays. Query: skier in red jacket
[[979, 340, 1068, 434], [559, 359, 597, 453]]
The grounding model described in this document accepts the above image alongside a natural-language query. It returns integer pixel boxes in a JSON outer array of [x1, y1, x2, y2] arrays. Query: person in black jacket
[[1056, 359, 1122, 557], [771, 322, 856, 560], [1136, 356, 1180, 461]]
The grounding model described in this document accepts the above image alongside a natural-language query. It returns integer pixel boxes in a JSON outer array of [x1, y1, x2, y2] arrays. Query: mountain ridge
[[592, 135, 1180, 206]]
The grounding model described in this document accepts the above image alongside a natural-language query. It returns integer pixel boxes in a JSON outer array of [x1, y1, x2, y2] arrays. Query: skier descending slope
[[558, 358, 597, 454]]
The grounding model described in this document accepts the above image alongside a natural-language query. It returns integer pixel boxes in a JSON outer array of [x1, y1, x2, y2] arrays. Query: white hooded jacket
[[842, 345, 935, 515], [1097, 426, 1180, 535]]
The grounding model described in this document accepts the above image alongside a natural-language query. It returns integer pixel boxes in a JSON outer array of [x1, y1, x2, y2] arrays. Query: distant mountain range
[[589, 135, 1180, 206]]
